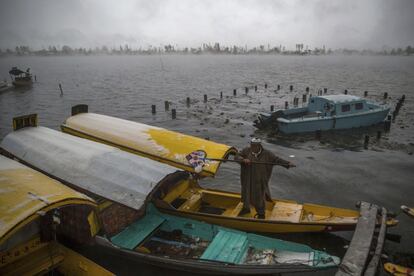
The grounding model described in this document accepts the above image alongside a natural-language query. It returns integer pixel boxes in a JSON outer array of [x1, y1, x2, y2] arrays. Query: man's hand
[[242, 159, 251, 165]]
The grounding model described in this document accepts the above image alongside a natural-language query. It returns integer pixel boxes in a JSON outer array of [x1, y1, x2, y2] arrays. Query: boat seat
[[223, 202, 245, 217], [111, 214, 165, 250], [271, 202, 303, 223], [201, 230, 248, 264], [178, 192, 202, 211]]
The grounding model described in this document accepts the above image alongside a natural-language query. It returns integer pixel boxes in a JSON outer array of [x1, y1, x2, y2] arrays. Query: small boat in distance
[[9, 67, 33, 87], [255, 95, 390, 134]]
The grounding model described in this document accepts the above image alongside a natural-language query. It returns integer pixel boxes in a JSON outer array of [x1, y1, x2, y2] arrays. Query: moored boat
[[0, 117, 342, 274], [59, 106, 397, 233], [8, 67, 33, 87], [254, 95, 390, 133], [0, 155, 114, 276]]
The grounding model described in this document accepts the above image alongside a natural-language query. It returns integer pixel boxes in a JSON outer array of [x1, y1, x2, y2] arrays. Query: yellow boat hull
[[154, 179, 360, 233]]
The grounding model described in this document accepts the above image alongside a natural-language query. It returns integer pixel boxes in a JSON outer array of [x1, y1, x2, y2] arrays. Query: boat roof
[[0, 155, 96, 245], [8, 67, 26, 76], [0, 126, 179, 211], [62, 110, 237, 177], [316, 95, 362, 103]]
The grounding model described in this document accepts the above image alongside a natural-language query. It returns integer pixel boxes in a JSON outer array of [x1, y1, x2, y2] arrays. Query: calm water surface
[[1, 55, 413, 275]]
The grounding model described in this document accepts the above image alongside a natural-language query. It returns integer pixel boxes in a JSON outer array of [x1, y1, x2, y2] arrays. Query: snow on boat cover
[[1, 127, 178, 210]]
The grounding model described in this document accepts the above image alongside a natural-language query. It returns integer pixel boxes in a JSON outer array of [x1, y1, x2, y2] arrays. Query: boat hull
[[12, 80, 33, 87], [277, 108, 390, 134], [96, 238, 320, 275]]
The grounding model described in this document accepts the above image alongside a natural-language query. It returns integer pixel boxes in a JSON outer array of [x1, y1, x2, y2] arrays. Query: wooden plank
[[271, 202, 303, 222], [201, 230, 248, 263], [336, 202, 378, 276], [178, 192, 202, 211], [110, 214, 165, 249], [222, 202, 244, 217], [364, 207, 387, 276]]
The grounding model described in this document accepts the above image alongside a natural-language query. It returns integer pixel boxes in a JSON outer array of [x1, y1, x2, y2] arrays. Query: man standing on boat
[[235, 138, 295, 219]]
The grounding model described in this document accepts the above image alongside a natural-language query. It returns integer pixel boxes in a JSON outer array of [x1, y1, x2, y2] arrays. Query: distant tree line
[[1, 44, 413, 57]]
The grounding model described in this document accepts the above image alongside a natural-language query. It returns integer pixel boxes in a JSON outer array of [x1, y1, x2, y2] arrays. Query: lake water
[[1, 55, 413, 275]]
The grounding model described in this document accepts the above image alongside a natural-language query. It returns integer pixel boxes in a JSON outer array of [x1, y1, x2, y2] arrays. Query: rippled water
[[1, 55, 413, 275]]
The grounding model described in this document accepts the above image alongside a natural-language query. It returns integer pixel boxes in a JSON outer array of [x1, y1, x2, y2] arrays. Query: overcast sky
[[0, 0, 413, 50]]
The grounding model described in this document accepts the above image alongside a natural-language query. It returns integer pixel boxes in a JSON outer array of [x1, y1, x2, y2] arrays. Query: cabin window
[[355, 103, 363, 110], [341, 104, 351, 112]]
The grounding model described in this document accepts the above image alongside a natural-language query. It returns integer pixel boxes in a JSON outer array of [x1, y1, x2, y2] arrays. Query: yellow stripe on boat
[[62, 110, 237, 177], [0, 155, 96, 245]]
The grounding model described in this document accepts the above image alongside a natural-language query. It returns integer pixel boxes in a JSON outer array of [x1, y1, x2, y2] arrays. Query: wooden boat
[[254, 95, 390, 133], [0, 118, 342, 274], [58, 105, 390, 233], [0, 155, 114, 276], [8, 67, 33, 87]]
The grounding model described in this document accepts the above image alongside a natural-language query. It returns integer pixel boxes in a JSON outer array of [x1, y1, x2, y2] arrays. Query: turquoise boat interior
[[110, 204, 340, 267]]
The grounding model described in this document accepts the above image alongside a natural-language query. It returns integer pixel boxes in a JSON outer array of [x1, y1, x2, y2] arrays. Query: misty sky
[[0, 0, 413, 50]]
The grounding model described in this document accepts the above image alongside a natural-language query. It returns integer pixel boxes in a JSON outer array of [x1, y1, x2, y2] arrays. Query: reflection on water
[[1, 55, 413, 274]]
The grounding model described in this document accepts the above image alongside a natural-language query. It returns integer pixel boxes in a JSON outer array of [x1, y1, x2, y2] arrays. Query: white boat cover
[[0, 127, 179, 210]]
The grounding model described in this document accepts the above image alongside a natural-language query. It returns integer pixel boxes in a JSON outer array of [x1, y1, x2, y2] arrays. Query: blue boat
[[255, 95, 390, 134]]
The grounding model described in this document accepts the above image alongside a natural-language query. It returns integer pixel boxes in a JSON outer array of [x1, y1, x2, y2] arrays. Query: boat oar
[[185, 150, 295, 173]]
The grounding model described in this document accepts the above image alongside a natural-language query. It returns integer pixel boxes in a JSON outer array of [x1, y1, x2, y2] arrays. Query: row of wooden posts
[[144, 83, 391, 119]]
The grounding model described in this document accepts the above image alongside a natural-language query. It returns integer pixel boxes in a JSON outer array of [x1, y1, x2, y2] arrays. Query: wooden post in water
[[59, 83, 63, 95], [377, 131, 382, 140], [151, 105, 156, 114], [384, 115, 391, 132], [270, 105, 274, 112], [315, 130, 322, 140], [364, 135, 369, 149], [233, 89, 237, 96], [172, 109, 176, 119], [164, 101, 169, 111], [186, 97, 190, 107], [204, 94, 207, 103]]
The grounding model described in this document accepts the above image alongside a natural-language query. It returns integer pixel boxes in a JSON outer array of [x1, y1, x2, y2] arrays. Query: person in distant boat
[[235, 138, 295, 219]]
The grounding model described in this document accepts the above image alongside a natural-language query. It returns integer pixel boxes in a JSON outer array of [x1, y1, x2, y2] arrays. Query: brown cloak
[[236, 147, 290, 214]]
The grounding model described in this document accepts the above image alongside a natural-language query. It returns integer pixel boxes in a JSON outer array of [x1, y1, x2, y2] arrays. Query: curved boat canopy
[[0, 155, 96, 245], [1, 126, 179, 211], [61, 106, 237, 177]]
